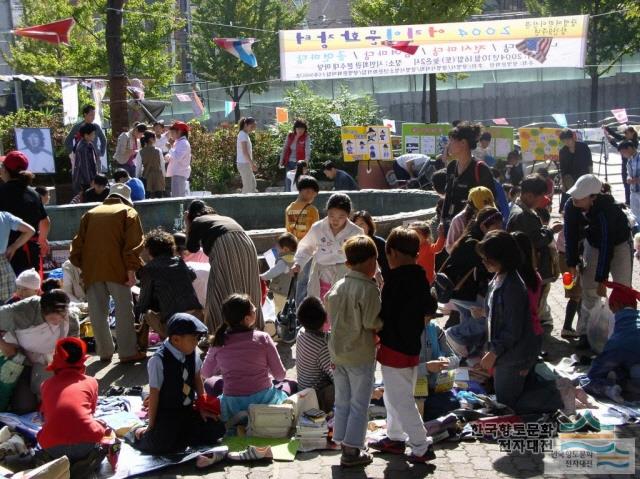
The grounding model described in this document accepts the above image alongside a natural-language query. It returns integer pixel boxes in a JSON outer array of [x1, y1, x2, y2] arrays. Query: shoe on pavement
[[196, 446, 229, 468], [561, 328, 580, 338], [228, 446, 273, 461], [407, 446, 436, 464], [340, 446, 373, 467], [368, 436, 406, 454]]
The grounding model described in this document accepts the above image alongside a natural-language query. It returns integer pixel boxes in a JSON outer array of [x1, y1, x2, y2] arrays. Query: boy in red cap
[[37, 337, 107, 474], [583, 282, 640, 402]]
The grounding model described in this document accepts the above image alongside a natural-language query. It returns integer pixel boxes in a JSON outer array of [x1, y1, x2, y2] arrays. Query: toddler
[[409, 221, 445, 284]]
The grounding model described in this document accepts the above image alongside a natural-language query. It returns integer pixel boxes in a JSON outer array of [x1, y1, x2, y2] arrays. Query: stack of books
[[296, 409, 329, 450]]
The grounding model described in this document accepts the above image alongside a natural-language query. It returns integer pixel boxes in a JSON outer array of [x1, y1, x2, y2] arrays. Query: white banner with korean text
[[279, 15, 588, 81]]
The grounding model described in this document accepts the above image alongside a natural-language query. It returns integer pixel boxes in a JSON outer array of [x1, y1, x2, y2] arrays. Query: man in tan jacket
[[70, 183, 145, 363]]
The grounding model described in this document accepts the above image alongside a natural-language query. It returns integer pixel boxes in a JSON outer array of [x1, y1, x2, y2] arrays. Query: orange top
[[417, 234, 446, 284]]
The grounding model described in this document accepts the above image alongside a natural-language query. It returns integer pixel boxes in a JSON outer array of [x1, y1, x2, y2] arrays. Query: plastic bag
[[587, 299, 615, 354]]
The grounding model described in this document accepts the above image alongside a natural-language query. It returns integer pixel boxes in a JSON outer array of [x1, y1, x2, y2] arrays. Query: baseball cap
[[107, 183, 133, 206], [0, 151, 29, 172], [468, 186, 495, 210], [166, 313, 208, 336], [170, 121, 190, 134], [567, 174, 602, 200]]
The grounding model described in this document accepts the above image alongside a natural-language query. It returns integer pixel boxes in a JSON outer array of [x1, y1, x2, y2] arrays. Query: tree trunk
[[588, 0, 600, 125], [429, 73, 438, 123], [233, 86, 241, 123], [421, 74, 427, 123], [589, 73, 599, 125], [106, 0, 128, 137]]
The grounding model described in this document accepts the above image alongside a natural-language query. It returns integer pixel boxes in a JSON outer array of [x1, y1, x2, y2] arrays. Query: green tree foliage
[[351, 0, 484, 122], [274, 83, 381, 166], [7, 0, 183, 96], [525, 0, 640, 122], [190, 0, 306, 121]]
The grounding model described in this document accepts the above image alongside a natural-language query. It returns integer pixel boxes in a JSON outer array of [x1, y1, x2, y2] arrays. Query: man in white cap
[[70, 183, 146, 363], [563, 174, 633, 350], [5, 268, 40, 304]]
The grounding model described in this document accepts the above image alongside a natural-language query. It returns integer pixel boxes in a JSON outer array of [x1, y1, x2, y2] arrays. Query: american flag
[[516, 37, 552, 63]]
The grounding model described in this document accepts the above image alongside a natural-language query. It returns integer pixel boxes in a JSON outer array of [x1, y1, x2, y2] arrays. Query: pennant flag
[[213, 38, 258, 68], [175, 93, 191, 102], [14, 18, 75, 45], [276, 107, 289, 124], [191, 91, 207, 119], [224, 101, 236, 117], [612, 108, 628, 123], [329, 113, 342, 127], [492, 118, 509, 126], [383, 119, 396, 133], [552, 113, 568, 128], [61, 79, 78, 126], [382, 40, 418, 55], [515, 37, 552, 64]]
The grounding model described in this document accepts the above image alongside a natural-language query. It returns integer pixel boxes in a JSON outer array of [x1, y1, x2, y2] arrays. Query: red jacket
[[38, 369, 105, 449], [416, 235, 446, 285]]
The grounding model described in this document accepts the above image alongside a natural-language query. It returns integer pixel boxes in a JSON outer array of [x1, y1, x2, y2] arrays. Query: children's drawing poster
[[341, 126, 392, 162], [486, 126, 515, 161], [401, 123, 450, 156], [518, 127, 562, 164]]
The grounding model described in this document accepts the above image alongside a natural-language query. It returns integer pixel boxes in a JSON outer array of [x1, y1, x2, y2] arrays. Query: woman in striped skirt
[[185, 200, 263, 332]]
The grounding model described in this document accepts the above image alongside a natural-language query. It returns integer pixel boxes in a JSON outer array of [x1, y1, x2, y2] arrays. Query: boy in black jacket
[[369, 227, 437, 463]]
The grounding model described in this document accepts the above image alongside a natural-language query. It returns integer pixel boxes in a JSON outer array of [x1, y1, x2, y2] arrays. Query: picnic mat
[[222, 436, 300, 461]]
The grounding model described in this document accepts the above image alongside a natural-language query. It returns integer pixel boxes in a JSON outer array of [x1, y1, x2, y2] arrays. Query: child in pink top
[[201, 294, 287, 421]]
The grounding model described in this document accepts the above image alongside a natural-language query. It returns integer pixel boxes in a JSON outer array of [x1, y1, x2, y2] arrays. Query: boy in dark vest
[[132, 313, 225, 454]]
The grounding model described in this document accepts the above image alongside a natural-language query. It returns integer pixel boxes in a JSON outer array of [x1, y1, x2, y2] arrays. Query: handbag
[[247, 403, 294, 438], [432, 254, 475, 304], [283, 388, 319, 420], [276, 276, 298, 344]]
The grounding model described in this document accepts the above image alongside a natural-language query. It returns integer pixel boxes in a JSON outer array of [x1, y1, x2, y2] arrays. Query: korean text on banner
[[279, 15, 589, 81], [341, 126, 392, 162]]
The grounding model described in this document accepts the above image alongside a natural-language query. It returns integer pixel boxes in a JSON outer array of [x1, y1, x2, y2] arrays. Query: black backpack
[[276, 276, 298, 344]]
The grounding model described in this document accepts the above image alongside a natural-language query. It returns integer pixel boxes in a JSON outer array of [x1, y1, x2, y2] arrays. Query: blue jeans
[[295, 261, 312, 307], [284, 160, 297, 192], [493, 364, 562, 414], [333, 362, 376, 449]]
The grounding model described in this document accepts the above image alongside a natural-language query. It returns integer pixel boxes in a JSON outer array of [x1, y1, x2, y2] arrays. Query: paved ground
[[88, 149, 640, 478]]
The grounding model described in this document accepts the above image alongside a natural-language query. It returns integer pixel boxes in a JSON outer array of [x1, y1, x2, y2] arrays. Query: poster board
[[341, 126, 392, 162], [279, 15, 589, 81], [401, 123, 450, 156], [14, 128, 56, 174], [486, 126, 515, 161], [518, 127, 562, 165]]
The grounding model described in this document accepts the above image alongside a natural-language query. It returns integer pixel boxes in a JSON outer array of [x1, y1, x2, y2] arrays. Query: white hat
[[15, 268, 41, 291], [567, 174, 603, 200], [107, 183, 133, 206]]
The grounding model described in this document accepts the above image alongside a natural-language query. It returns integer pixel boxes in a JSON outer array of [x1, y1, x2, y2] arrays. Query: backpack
[[276, 276, 298, 344], [475, 161, 510, 225]]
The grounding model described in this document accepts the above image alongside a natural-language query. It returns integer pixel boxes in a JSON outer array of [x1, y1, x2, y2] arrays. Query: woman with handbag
[[437, 207, 503, 359]]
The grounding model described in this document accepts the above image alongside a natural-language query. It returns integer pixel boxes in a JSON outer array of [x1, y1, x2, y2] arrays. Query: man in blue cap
[[131, 313, 225, 454]]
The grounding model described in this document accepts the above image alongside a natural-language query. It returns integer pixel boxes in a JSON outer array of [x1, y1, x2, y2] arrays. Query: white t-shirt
[[395, 153, 429, 174], [286, 170, 299, 193], [237, 130, 252, 165]]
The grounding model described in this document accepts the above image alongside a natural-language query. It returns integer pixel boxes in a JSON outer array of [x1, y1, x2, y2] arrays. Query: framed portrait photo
[[15, 127, 56, 174]]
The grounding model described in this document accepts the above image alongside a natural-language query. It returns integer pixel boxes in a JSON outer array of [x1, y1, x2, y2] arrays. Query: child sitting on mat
[[132, 313, 225, 454], [201, 294, 288, 422]]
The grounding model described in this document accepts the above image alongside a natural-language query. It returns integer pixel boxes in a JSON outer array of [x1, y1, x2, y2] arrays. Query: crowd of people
[[0, 118, 639, 474]]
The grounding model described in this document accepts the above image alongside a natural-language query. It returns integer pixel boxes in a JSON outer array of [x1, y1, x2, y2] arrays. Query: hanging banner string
[[105, 7, 279, 34]]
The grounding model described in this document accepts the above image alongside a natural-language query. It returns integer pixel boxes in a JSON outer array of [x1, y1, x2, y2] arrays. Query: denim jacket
[[487, 270, 537, 368], [584, 308, 640, 398]]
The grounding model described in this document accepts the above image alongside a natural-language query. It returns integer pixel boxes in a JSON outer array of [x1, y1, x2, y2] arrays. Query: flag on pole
[[191, 91, 208, 120], [611, 108, 628, 123], [515, 37, 552, 64], [213, 38, 258, 68], [13, 18, 75, 45], [276, 107, 289, 124], [492, 118, 509, 125], [552, 113, 568, 128], [61, 79, 78, 126], [224, 101, 237, 117], [382, 119, 396, 133], [381, 41, 418, 55]]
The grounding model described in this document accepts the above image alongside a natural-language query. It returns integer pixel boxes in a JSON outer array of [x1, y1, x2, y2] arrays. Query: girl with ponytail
[[201, 294, 288, 421]]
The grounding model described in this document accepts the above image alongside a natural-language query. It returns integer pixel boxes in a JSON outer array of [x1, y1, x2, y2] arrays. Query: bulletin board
[[401, 123, 450, 156], [486, 126, 515, 161], [518, 127, 562, 164], [341, 126, 392, 162]]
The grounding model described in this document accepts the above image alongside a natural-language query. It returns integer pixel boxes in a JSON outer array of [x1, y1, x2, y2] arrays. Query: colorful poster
[[341, 126, 392, 162], [518, 127, 563, 164], [279, 15, 589, 81], [401, 123, 450, 156], [486, 126, 515, 161]]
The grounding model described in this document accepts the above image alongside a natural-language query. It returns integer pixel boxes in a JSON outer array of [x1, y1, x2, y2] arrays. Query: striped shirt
[[295, 327, 333, 390]]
